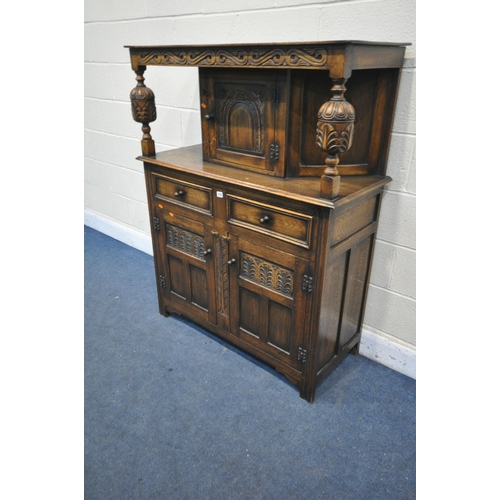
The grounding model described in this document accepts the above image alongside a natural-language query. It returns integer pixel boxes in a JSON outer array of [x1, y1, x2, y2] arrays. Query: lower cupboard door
[[229, 239, 310, 370], [157, 210, 217, 325]]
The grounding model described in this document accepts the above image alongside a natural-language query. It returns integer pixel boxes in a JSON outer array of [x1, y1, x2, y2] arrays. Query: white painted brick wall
[[84, 0, 416, 351]]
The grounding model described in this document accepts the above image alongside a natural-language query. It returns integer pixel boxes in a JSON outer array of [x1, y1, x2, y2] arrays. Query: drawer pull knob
[[227, 258, 236, 266], [203, 248, 212, 256], [174, 189, 185, 197], [205, 113, 214, 120], [259, 215, 271, 224]]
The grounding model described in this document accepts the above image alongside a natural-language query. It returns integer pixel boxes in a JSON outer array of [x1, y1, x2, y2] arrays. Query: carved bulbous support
[[316, 78, 355, 199], [130, 67, 157, 156]]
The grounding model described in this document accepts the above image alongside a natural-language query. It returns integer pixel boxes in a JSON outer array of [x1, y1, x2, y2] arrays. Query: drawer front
[[227, 195, 313, 248], [152, 172, 212, 215]]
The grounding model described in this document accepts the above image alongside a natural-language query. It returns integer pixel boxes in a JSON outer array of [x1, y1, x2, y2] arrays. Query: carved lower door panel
[[228, 237, 310, 371], [155, 207, 217, 325]]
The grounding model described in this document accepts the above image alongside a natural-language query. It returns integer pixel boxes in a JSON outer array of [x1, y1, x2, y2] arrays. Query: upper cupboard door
[[200, 68, 287, 176]]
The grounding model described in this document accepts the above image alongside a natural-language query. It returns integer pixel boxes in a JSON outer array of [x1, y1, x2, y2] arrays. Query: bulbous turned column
[[316, 78, 355, 199], [130, 67, 157, 156]]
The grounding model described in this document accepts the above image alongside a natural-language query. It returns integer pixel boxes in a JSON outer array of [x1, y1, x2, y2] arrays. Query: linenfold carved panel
[[240, 253, 294, 297], [138, 47, 328, 68]]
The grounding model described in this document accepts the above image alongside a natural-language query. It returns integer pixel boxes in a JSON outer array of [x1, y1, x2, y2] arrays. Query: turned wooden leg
[[316, 78, 355, 199], [130, 66, 157, 156]]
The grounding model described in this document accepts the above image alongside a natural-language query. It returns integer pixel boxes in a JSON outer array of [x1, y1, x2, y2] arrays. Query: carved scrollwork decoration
[[138, 47, 328, 68]]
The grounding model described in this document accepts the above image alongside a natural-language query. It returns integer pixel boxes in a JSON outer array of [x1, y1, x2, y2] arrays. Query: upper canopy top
[[126, 41, 409, 77]]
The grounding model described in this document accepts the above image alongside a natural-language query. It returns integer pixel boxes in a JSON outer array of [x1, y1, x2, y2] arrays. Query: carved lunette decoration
[[316, 78, 356, 199], [240, 253, 294, 297], [137, 47, 328, 68], [166, 224, 207, 261], [130, 67, 156, 156]]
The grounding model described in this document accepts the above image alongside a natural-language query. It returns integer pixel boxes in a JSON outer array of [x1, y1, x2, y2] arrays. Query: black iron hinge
[[153, 216, 161, 232], [298, 347, 307, 363], [270, 142, 280, 162], [302, 274, 313, 293], [159, 275, 166, 289]]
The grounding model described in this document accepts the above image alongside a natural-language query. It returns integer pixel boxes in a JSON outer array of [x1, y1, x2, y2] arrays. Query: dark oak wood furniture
[[126, 41, 408, 402]]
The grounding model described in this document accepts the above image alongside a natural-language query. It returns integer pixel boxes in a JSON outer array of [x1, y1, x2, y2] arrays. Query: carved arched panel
[[216, 85, 265, 155]]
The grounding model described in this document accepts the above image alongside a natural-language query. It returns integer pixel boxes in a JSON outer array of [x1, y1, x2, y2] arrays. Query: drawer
[[151, 172, 212, 215], [227, 195, 313, 248]]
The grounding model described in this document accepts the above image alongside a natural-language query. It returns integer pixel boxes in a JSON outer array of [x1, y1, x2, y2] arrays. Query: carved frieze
[[240, 253, 294, 297], [137, 47, 328, 68]]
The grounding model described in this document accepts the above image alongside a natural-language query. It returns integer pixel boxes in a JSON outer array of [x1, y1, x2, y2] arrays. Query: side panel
[[315, 192, 382, 377]]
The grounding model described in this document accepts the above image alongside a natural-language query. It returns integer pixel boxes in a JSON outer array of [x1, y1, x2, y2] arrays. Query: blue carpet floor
[[84, 225, 416, 499]]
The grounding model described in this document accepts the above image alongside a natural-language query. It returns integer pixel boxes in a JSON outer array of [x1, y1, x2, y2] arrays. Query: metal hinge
[[159, 275, 166, 289], [153, 216, 161, 232], [302, 274, 313, 293], [270, 142, 280, 162], [298, 347, 307, 363]]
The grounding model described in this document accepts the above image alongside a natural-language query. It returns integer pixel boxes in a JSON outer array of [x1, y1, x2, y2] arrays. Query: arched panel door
[[200, 68, 287, 176]]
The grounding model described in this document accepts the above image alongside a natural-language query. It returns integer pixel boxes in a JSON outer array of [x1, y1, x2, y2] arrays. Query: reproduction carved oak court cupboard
[[126, 41, 408, 402]]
